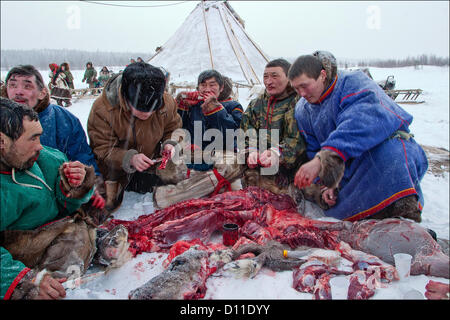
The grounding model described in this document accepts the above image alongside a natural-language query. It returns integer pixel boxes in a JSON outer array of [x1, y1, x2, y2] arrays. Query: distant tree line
[[0, 49, 151, 70], [343, 54, 449, 68], [1, 49, 448, 71]]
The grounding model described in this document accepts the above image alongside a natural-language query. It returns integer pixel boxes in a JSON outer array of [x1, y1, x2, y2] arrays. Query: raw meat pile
[[105, 187, 449, 299]]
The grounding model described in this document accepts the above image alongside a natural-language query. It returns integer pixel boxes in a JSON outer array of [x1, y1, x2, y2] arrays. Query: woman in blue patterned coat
[[289, 51, 428, 222]]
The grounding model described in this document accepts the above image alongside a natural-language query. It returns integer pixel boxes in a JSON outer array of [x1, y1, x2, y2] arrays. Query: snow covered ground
[[2, 65, 448, 300]]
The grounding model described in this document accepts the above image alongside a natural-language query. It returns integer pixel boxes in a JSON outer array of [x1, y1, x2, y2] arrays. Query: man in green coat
[[240, 59, 307, 194], [0, 98, 129, 300]]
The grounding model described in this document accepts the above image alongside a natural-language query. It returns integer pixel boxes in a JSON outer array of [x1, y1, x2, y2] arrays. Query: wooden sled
[[71, 87, 104, 101], [385, 89, 425, 104]]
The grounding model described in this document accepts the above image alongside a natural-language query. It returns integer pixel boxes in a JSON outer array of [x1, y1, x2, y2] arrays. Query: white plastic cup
[[393, 253, 413, 280], [142, 201, 153, 214], [329, 276, 350, 300]]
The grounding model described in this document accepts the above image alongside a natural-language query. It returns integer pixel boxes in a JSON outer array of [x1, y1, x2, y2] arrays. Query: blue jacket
[[39, 104, 100, 175], [295, 70, 428, 221]]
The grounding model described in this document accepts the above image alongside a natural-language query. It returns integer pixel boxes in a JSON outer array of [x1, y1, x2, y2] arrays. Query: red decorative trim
[[203, 105, 224, 116], [322, 146, 347, 162], [0, 171, 12, 175], [340, 88, 370, 104], [59, 180, 69, 197], [38, 217, 65, 230], [177, 105, 189, 112], [59, 181, 68, 209], [4, 267, 31, 300], [233, 107, 243, 113], [345, 188, 418, 222], [318, 76, 338, 103], [375, 90, 410, 126], [219, 98, 232, 102], [265, 96, 276, 127]]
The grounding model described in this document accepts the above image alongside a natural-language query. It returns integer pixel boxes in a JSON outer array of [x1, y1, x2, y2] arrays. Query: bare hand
[[247, 151, 259, 169], [201, 91, 220, 113], [63, 161, 86, 187], [322, 188, 337, 207], [131, 153, 154, 172], [294, 157, 321, 189], [91, 189, 105, 209], [259, 149, 278, 168], [35, 275, 66, 300], [425, 280, 450, 300]]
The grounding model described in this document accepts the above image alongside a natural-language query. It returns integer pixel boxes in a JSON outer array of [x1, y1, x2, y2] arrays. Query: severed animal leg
[[219, 241, 306, 278]]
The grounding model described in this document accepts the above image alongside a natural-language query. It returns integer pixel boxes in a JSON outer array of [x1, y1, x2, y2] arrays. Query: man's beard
[[0, 145, 39, 171]]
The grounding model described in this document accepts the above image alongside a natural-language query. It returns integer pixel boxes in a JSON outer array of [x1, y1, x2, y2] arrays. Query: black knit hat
[[122, 62, 166, 113]]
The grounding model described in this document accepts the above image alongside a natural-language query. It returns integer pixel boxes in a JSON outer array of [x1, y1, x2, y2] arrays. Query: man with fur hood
[[87, 62, 182, 212], [289, 51, 428, 222], [0, 98, 130, 300], [240, 58, 307, 195]]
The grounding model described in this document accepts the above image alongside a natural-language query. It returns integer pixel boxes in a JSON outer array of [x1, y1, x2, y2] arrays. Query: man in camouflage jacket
[[240, 59, 307, 194]]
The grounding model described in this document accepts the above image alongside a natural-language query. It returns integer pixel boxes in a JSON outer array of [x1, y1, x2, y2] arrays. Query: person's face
[[198, 77, 223, 98], [0, 119, 43, 170], [6, 74, 47, 109], [290, 70, 327, 104], [129, 103, 154, 121], [263, 66, 289, 97]]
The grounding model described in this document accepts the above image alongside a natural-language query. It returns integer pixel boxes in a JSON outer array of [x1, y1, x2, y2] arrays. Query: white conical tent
[[148, 0, 270, 89]]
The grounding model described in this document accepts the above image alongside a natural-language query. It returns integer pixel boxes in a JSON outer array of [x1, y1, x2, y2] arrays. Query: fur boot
[[153, 152, 245, 209]]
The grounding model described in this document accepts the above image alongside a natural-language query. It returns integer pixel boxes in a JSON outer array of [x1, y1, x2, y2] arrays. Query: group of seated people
[[0, 50, 429, 299]]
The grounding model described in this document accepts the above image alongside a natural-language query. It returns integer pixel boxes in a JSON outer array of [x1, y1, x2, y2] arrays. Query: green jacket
[[82, 67, 97, 84], [240, 87, 307, 170], [0, 146, 94, 299]]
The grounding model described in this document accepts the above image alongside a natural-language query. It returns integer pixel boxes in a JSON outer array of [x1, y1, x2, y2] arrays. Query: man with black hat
[[87, 62, 182, 212]]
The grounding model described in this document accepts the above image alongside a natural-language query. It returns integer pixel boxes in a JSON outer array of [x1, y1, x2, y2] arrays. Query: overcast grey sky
[[1, 1, 449, 60]]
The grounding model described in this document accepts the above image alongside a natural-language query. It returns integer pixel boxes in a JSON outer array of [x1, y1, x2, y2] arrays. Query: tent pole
[[201, 0, 215, 69], [220, 4, 262, 85], [223, 2, 270, 64], [217, 5, 252, 85]]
